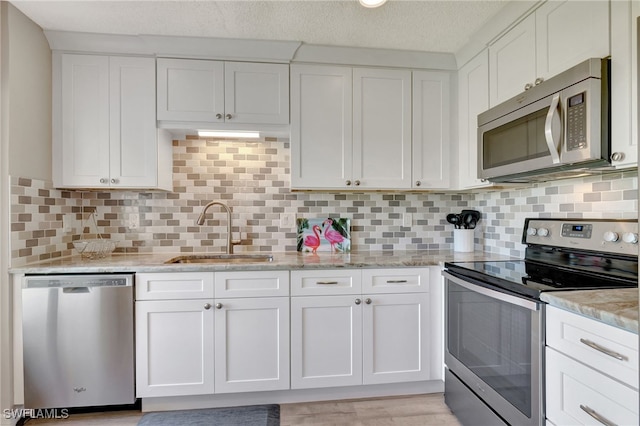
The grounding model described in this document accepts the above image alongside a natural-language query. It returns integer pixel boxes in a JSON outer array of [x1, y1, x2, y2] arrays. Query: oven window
[[447, 281, 532, 417], [482, 107, 549, 169]]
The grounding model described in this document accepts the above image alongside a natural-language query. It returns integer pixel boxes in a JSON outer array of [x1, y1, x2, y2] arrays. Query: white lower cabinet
[[135, 299, 215, 397], [214, 297, 290, 393], [545, 306, 639, 426]]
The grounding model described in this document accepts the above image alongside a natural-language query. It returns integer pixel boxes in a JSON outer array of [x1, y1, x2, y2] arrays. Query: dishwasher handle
[[24, 274, 133, 289]]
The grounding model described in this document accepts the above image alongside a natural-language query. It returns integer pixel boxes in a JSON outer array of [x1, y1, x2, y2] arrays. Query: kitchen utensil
[[446, 213, 461, 229], [460, 210, 481, 229]]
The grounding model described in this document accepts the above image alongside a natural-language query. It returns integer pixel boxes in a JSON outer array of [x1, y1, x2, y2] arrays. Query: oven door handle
[[443, 271, 540, 311]]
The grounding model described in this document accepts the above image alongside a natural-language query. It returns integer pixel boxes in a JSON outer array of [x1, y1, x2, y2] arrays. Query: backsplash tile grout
[[10, 138, 638, 267]]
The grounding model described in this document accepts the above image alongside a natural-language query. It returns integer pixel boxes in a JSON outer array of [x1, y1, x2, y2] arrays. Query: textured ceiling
[[10, 0, 508, 53]]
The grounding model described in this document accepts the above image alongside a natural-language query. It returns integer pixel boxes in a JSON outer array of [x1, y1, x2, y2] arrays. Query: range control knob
[[603, 231, 619, 242], [526, 228, 537, 236], [622, 233, 638, 244], [537, 228, 550, 237]]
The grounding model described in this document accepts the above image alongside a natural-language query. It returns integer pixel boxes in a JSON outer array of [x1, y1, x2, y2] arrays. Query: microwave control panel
[[566, 92, 587, 151]]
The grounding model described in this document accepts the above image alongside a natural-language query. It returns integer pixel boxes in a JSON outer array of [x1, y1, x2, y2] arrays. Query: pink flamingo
[[322, 219, 344, 252], [303, 225, 322, 253]]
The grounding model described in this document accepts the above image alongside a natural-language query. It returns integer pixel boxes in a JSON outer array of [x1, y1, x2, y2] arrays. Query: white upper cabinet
[[54, 53, 169, 190], [157, 58, 289, 125], [291, 65, 439, 191], [457, 51, 493, 190], [290, 64, 353, 189], [412, 70, 451, 189], [353, 68, 412, 189], [489, 1, 610, 107]]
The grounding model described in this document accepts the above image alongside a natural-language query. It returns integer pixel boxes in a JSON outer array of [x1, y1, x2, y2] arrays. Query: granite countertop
[[541, 289, 639, 334], [9, 249, 512, 274]]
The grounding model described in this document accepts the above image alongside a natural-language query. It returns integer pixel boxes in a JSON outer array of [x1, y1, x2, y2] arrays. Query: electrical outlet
[[128, 213, 139, 230], [279, 213, 296, 228], [403, 213, 413, 227]]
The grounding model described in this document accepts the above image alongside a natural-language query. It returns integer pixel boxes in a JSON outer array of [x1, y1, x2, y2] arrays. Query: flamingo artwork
[[303, 225, 322, 253], [322, 218, 345, 252]]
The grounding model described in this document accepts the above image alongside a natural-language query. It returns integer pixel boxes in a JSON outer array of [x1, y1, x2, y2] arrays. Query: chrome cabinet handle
[[415, 181, 421, 187], [544, 92, 562, 164], [524, 83, 533, 91], [354, 180, 361, 186], [215, 303, 223, 309], [611, 152, 625, 162], [110, 178, 119, 184], [365, 298, 372, 304], [317, 281, 338, 285], [226, 114, 232, 120], [99, 178, 108, 184], [579, 338, 628, 361], [355, 298, 361, 305], [204, 303, 211, 310], [580, 405, 617, 426], [346, 180, 352, 186], [216, 113, 223, 119], [386, 280, 408, 284], [534, 77, 544, 86]]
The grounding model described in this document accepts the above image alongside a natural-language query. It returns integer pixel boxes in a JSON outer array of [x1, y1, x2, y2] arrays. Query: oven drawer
[[546, 347, 639, 426], [546, 306, 638, 389]]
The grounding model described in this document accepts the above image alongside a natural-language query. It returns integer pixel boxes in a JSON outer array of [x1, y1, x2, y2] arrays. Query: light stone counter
[[541, 289, 639, 334], [9, 250, 512, 275]]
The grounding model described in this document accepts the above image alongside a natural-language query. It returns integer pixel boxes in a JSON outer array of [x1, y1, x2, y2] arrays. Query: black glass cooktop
[[445, 253, 638, 300]]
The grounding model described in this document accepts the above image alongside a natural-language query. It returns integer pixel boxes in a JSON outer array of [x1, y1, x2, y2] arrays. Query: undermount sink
[[165, 254, 274, 264]]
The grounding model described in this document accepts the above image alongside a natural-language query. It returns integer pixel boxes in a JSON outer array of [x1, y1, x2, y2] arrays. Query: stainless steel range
[[442, 218, 638, 426]]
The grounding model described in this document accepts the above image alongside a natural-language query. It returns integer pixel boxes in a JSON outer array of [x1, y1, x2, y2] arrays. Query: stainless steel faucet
[[196, 201, 241, 254]]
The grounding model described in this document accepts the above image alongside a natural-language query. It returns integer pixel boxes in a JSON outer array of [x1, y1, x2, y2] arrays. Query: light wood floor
[[24, 394, 461, 425]]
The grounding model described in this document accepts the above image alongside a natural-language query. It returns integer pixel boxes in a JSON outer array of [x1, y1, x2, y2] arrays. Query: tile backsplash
[[10, 137, 638, 266]]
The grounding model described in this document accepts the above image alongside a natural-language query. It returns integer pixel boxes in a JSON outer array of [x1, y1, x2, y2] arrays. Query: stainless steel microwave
[[478, 58, 610, 183]]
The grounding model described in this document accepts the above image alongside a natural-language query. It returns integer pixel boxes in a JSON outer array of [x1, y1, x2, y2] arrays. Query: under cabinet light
[[359, 0, 387, 8], [197, 130, 261, 139]]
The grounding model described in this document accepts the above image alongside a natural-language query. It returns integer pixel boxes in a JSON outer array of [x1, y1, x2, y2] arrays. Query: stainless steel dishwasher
[[22, 274, 135, 409]]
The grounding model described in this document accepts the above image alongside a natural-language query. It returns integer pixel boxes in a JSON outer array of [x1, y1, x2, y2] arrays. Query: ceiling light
[[359, 0, 387, 8], [197, 130, 260, 139]]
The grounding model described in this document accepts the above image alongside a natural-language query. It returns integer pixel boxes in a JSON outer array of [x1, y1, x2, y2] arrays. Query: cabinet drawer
[[546, 347, 639, 426], [136, 273, 214, 300], [362, 268, 429, 294], [291, 270, 362, 296], [546, 306, 638, 389], [214, 271, 289, 298]]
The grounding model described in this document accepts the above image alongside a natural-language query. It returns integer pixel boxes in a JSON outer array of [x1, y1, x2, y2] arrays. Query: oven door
[[443, 271, 544, 426]]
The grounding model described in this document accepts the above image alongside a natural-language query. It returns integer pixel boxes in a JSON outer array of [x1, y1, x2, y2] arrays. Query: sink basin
[[165, 254, 274, 264]]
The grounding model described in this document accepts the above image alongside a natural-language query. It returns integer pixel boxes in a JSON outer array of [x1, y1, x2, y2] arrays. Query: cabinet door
[[135, 299, 214, 397], [489, 13, 536, 106], [214, 297, 289, 393], [535, 0, 609, 81], [224, 62, 289, 125], [412, 71, 450, 189], [109, 56, 158, 188], [291, 295, 362, 389], [157, 58, 224, 122], [353, 68, 412, 189], [362, 293, 430, 384], [60, 54, 110, 188], [457, 51, 492, 189], [290, 64, 353, 189]]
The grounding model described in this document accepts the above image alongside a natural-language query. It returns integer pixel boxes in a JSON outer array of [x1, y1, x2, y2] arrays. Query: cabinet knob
[[99, 178, 108, 184], [534, 77, 544, 86], [110, 178, 118, 184], [215, 303, 223, 309], [354, 180, 361, 186], [611, 152, 625, 162], [415, 181, 421, 187], [524, 83, 533, 91], [365, 298, 372, 305], [346, 180, 352, 186], [216, 113, 223, 119], [355, 298, 362, 305], [225, 114, 232, 120], [204, 303, 212, 310]]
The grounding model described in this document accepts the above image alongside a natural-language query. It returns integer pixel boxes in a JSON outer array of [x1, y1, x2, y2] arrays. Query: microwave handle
[[544, 93, 562, 164]]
